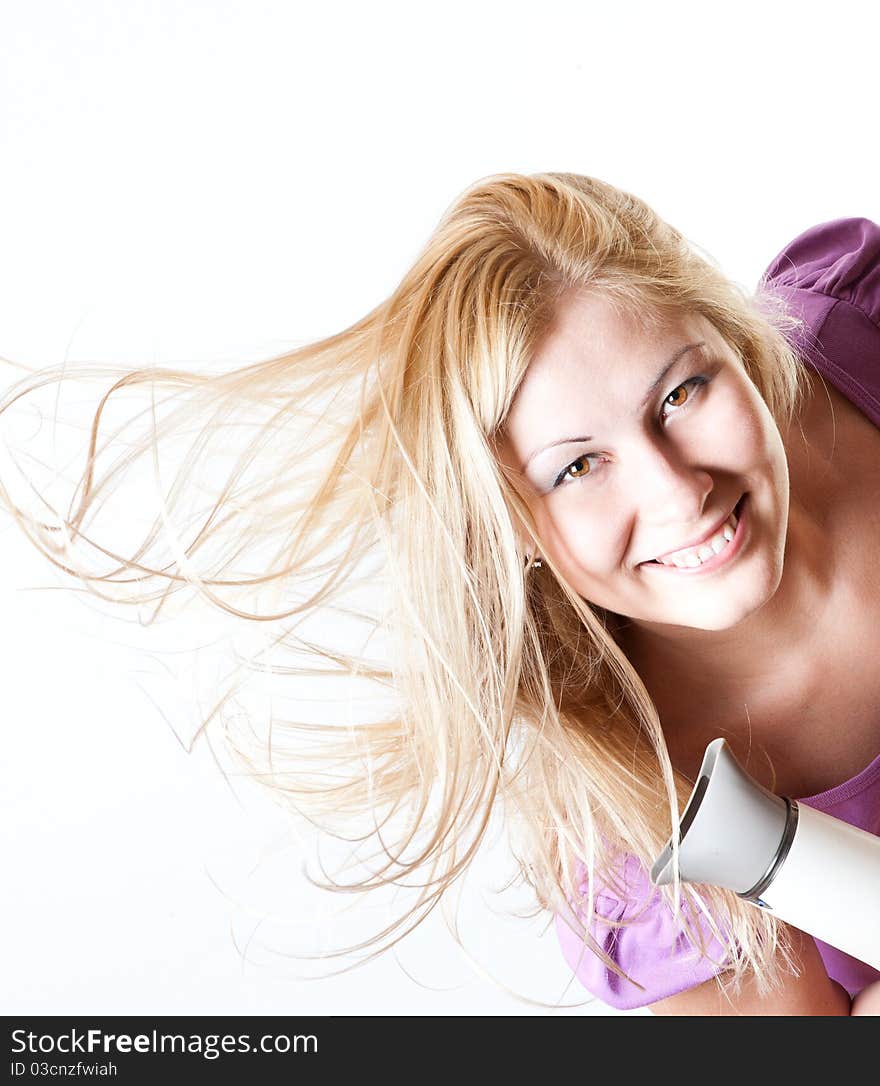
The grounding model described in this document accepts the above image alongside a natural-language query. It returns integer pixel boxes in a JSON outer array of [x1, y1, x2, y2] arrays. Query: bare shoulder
[[851, 980, 880, 1016], [648, 925, 851, 1016]]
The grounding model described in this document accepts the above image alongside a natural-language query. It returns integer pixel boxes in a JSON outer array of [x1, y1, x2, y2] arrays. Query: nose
[[634, 438, 714, 527]]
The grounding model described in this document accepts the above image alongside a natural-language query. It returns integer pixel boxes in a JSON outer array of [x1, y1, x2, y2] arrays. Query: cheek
[[538, 507, 628, 579], [702, 386, 780, 466]]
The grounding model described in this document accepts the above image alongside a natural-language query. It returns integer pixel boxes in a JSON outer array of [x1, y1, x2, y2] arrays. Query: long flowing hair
[[0, 171, 810, 1006]]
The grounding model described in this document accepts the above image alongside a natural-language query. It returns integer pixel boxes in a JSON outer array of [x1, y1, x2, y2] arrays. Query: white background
[[1, 0, 877, 1017]]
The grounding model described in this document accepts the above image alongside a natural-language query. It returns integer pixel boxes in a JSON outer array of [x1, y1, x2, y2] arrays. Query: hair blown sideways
[[0, 171, 812, 1008]]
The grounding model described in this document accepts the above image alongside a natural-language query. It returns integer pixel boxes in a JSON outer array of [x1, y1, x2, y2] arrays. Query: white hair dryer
[[650, 738, 880, 970]]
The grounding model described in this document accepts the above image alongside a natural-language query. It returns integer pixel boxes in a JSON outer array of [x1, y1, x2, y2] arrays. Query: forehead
[[495, 291, 721, 472], [530, 288, 706, 375], [508, 292, 715, 417]]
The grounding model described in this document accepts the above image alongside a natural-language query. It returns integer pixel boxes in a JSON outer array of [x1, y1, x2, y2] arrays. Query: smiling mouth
[[638, 497, 747, 573]]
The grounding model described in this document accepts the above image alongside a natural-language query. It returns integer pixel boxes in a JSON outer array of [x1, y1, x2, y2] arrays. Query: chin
[[670, 573, 781, 631], [678, 606, 760, 632]]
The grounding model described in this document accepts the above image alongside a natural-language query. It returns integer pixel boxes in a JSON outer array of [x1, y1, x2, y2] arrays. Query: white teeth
[[656, 508, 739, 567]]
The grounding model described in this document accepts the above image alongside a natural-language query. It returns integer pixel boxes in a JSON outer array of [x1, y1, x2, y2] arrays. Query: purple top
[[555, 218, 880, 1010]]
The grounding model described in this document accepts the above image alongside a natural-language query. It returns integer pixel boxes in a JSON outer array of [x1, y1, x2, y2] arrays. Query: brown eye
[[566, 458, 590, 480], [662, 375, 709, 418], [553, 454, 598, 489], [665, 384, 690, 408]]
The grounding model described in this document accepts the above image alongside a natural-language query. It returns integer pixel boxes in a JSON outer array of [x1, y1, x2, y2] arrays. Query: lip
[[647, 499, 738, 564], [641, 494, 749, 575]]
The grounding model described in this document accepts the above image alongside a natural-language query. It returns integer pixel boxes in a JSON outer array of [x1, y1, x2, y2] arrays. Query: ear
[[512, 514, 542, 567], [520, 535, 543, 568], [492, 440, 541, 564]]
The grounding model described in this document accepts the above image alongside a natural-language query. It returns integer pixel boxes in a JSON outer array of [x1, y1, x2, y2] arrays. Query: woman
[[504, 208, 880, 1014], [2, 172, 878, 1014]]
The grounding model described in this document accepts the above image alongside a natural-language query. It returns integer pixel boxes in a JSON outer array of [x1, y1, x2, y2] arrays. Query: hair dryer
[[650, 738, 880, 970]]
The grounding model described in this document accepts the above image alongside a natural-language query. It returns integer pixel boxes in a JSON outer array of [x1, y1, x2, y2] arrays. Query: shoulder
[[649, 923, 852, 1016], [554, 854, 730, 1011], [758, 218, 880, 408], [760, 217, 880, 310]]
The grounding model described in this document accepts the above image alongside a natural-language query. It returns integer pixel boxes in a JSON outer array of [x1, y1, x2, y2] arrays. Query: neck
[[617, 468, 842, 752]]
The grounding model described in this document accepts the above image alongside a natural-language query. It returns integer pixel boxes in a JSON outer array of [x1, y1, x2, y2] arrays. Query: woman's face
[[497, 290, 792, 633]]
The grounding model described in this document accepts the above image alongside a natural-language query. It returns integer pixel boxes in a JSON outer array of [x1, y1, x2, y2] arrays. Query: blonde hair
[[0, 171, 811, 1008]]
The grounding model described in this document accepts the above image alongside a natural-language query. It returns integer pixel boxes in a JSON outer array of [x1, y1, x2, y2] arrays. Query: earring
[[524, 554, 543, 570]]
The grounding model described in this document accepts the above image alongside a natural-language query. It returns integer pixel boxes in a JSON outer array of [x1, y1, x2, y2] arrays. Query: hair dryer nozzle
[[650, 738, 792, 897]]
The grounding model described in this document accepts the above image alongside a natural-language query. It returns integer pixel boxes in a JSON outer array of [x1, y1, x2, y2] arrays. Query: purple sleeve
[[759, 217, 880, 427], [554, 854, 731, 1011]]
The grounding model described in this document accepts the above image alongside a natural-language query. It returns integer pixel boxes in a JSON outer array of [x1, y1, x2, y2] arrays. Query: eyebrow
[[522, 341, 706, 469]]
